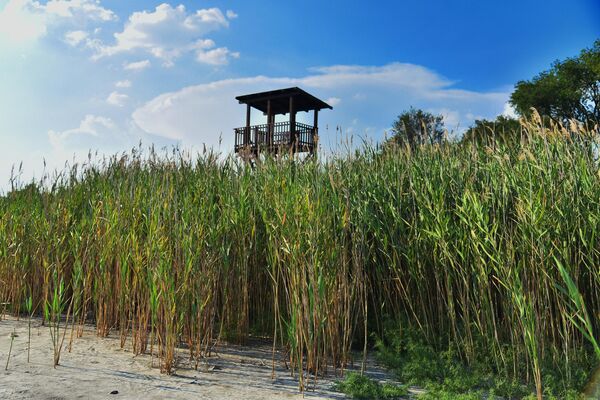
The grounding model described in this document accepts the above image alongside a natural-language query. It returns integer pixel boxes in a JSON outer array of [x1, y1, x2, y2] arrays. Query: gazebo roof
[[236, 87, 332, 115]]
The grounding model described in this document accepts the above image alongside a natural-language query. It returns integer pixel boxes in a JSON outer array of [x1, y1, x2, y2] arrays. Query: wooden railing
[[234, 121, 316, 154]]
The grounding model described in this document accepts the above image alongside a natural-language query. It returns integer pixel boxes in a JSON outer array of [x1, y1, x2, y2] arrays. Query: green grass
[[0, 117, 599, 396], [334, 372, 408, 399], [374, 320, 594, 399]]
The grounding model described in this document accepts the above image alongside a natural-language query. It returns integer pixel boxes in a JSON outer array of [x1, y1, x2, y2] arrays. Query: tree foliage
[[386, 107, 446, 148], [461, 115, 521, 145], [510, 40, 600, 126]]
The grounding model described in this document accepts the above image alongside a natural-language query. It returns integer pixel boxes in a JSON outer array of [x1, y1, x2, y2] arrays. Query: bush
[[334, 372, 407, 399], [374, 320, 594, 399]]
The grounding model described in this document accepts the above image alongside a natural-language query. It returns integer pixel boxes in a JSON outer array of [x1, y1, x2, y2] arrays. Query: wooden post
[[270, 114, 275, 147], [312, 109, 319, 156], [267, 99, 272, 149], [245, 104, 251, 146], [289, 96, 296, 149]]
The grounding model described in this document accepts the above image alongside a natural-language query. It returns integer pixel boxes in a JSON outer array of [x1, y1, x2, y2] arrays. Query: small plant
[[25, 294, 33, 363], [44, 276, 72, 368], [334, 372, 407, 399], [5, 329, 17, 371]]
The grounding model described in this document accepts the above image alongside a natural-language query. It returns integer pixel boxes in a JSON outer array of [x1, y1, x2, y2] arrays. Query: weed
[[334, 372, 407, 399]]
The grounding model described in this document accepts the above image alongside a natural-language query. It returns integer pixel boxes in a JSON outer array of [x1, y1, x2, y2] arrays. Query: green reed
[[0, 118, 599, 397]]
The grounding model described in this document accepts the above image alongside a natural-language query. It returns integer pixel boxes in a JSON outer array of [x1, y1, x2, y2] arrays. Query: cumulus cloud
[[63, 29, 106, 51], [41, 114, 176, 184], [326, 97, 341, 107], [0, 0, 47, 43], [64, 30, 88, 46], [106, 91, 128, 107], [502, 102, 518, 118], [123, 59, 150, 71], [226, 10, 238, 19], [196, 46, 240, 66], [44, 0, 116, 21], [115, 80, 132, 88], [305, 64, 453, 91], [93, 4, 238, 66], [0, 0, 115, 44], [437, 108, 462, 131], [46, 114, 166, 156], [132, 63, 510, 152], [48, 114, 114, 149]]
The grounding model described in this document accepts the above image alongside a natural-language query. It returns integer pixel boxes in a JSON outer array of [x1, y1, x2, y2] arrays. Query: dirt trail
[[0, 316, 390, 399]]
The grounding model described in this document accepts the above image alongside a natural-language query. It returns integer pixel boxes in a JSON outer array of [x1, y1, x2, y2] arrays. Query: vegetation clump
[[334, 372, 407, 399], [374, 321, 593, 399], [511, 39, 600, 126]]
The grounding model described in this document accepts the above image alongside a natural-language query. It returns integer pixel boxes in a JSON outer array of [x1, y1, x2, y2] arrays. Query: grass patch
[[374, 320, 595, 399], [334, 372, 408, 399]]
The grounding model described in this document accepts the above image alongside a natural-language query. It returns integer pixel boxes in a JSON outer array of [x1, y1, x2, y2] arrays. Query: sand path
[[0, 316, 390, 399]]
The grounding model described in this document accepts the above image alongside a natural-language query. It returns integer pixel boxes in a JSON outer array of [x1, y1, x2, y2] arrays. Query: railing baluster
[[234, 120, 317, 154]]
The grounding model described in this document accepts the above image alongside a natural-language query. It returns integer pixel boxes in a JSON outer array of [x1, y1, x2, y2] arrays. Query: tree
[[510, 39, 600, 126], [461, 115, 521, 145], [386, 107, 446, 148]]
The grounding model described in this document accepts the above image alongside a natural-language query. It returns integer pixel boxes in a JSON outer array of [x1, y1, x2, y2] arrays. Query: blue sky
[[0, 0, 598, 189]]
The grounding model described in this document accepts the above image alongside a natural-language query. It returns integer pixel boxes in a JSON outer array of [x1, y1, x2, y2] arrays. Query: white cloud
[[45, 114, 163, 173], [0, 0, 115, 44], [194, 39, 215, 49], [64, 29, 105, 51], [37, 114, 177, 188], [226, 10, 238, 19], [305, 63, 453, 90], [48, 114, 114, 148], [196, 46, 239, 65], [106, 91, 128, 107], [502, 102, 518, 118], [436, 108, 461, 131], [115, 79, 132, 88], [465, 112, 484, 121], [93, 4, 236, 66], [326, 97, 341, 107], [64, 30, 88, 46], [123, 59, 150, 71], [44, 0, 116, 22], [131, 63, 510, 152], [0, 0, 47, 43], [194, 7, 228, 25]]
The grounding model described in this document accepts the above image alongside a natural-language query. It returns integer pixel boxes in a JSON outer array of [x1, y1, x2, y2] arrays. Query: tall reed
[[0, 118, 599, 396]]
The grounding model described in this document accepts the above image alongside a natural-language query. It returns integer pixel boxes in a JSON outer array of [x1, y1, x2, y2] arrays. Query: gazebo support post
[[289, 96, 296, 150], [312, 109, 319, 156], [245, 104, 251, 147], [267, 99, 272, 151]]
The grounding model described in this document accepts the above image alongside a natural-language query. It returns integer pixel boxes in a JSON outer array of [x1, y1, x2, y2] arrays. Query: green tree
[[510, 39, 600, 126], [461, 115, 522, 145], [386, 107, 446, 148]]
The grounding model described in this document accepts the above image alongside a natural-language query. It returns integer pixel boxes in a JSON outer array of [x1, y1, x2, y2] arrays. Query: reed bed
[[1, 117, 599, 396]]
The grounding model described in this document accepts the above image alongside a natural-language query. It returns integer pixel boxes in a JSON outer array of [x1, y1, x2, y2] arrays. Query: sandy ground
[[0, 316, 394, 400]]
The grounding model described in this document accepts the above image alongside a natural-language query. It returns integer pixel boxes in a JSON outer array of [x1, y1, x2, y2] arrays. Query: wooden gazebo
[[234, 87, 332, 157]]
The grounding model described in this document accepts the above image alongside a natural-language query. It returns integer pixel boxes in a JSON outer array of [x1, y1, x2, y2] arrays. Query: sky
[[0, 0, 599, 190]]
